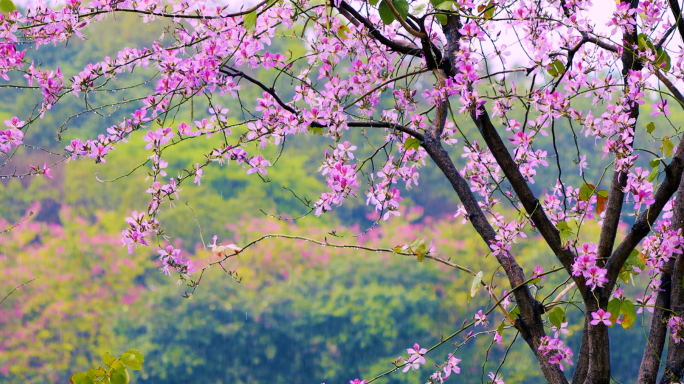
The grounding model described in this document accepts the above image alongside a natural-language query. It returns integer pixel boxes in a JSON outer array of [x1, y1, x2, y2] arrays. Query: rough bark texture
[[660, 178, 684, 383], [638, 261, 674, 384]]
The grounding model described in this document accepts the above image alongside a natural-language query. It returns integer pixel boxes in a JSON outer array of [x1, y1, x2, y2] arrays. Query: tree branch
[[605, 145, 684, 294]]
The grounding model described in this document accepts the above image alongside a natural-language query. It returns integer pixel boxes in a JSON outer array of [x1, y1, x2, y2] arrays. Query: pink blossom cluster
[[0, 117, 24, 153], [571, 243, 608, 290], [669, 316, 684, 344], [538, 336, 574, 372]]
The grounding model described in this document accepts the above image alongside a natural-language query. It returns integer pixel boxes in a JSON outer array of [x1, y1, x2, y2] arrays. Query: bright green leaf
[[470, 271, 483, 299], [497, 319, 505, 335], [125, 349, 144, 363], [607, 298, 622, 328], [243, 10, 257, 32], [337, 25, 350, 40], [656, 48, 672, 71], [483, 0, 495, 19], [650, 159, 661, 168], [378, 1, 396, 24], [308, 126, 325, 135], [548, 306, 565, 329], [110, 360, 126, 371], [579, 183, 596, 201], [111, 368, 130, 384], [369, 0, 379, 4], [647, 122, 656, 134], [0, 0, 16, 15], [71, 373, 94, 384], [411, 3, 426, 14], [509, 307, 520, 319], [556, 221, 574, 245], [529, 277, 543, 285], [620, 299, 636, 329], [102, 352, 116, 367], [597, 189, 609, 198], [392, 0, 409, 19], [661, 137, 674, 157], [552, 59, 566, 77], [121, 353, 143, 370], [404, 137, 421, 151]]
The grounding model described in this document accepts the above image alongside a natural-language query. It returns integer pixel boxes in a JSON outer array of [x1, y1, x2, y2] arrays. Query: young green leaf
[[404, 137, 421, 151], [548, 306, 565, 329], [102, 352, 116, 367], [0, 0, 16, 14], [243, 10, 257, 32], [661, 137, 674, 157], [579, 183, 596, 201], [556, 221, 574, 245], [470, 271, 484, 299], [121, 352, 143, 370], [646, 122, 655, 134]]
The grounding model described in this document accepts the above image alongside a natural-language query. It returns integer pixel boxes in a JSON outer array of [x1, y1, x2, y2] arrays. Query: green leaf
[[71, 373, 94, 384], [369, 0, 379, 4], [497, 319, 505, 335], [546, 64, 558, 77], [435, 13, 447, 25], [410, 238, 427, 262], [111, 368, 130, 384], [650, 159, 661, 168], [625, 249, 646, 271], [121, 353, 143, 370], [620, 299, 636, 329], [243, 10, 257, 32], [470, 271, 484, 299], [87, 368, 107, 379], [647, 163, 660, 183], [579, 183, 596, 201], [556, 221, 573, 245], [0, 0, 16, 15], [548, 306, 565, 329], [637, 33, 649, 51], [308, 126, 325, 135], [392, 0, 409, 20], [102, 352, 116, 367], [411, 3, 426, 14], [337, 25, 350, 40], [547, 59, 565, 77], [656, 48, 672, 71], [607, 298, 622, 328], [618, 270, 631, 283], [110, 360, 126, 371], [378, 1, 396, 24], [125, 349, 144, 363], [597, 189, 609, 198], [404, 137, 421, 151], [481, 0, 495, 19], [529, 277, 542, 285], [647, 122, 656, 134], [509, 307, 520, 319], [661, 137, 674, 157]]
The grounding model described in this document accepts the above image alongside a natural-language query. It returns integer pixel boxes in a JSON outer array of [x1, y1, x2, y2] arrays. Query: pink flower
[[407, 343, 427, 363], [590, 309, 612, 326], [474, 310, 488, 326]]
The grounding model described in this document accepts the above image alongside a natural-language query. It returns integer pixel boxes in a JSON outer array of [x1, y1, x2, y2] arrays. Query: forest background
[[0, 8, 675, 384]]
